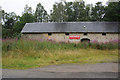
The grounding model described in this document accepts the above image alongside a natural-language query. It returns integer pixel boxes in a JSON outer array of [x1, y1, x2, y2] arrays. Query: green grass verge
[[2, 49, 118, 69], [2, 40, 118, 69]]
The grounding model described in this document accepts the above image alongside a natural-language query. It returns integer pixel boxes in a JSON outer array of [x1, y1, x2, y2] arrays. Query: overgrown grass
[[2, 39, 119, 69], [2, 39, 118, 52]]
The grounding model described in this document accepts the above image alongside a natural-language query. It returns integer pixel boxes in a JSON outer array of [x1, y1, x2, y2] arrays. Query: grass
[[2, 39, 119, 69]]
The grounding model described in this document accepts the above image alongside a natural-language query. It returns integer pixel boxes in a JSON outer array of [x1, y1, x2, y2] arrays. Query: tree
[[2, 11, 19, 27], [0, 9, 1, 20], [4, 12, 18, 29], [20, 13, 34, 24], [72, 2, 87, 21], [2, 5, 34, 38], [64, 2, 74, 21], [77, 2, 90, 21], [23, 5, 33, 14], [84, 4, 91, 21], [35, 3, 49, 22], [91, 2, 105, 21], [1, 10, 19, 38], [21, 5, 34, 23], [51, 1, 91, 22], [72, 2, 80, 21], [13, 14, 34, 34], [2, 10, 9, 25], [104, 1, 120, 21], [51, 2, 66, 22], [13, 5, 34, 36], [0, 6, 2, 39], [65, 1, 90, 21], [50, 4, 58, 22]]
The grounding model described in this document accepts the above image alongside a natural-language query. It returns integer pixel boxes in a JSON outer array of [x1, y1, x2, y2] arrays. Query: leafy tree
[[64, 2, 74, 21], [2, 10, 9, 25], [2, 11, 19, 28], [51, 2, 66, 22], [35, 3, 49, 22], [1, 10, 19, 38], [4, 18, 14, 29], [50, 4, 58, 22], [13, 13, 34, 33], [72, 1, 88, 21], [0, 8, 1, 25], [91, 2, 105, 21], [20, 13, 34, 24], [23, 5, 33, 14], [2, 28, 13, 38], [51, 1, 91, 22], [104, 1, 120, 21], [13, 5, 34, 36], [21, 4, 34, 24], [84, 4, 91, 21], [77, 2, 90, 21], [72, 2, 80, 21]]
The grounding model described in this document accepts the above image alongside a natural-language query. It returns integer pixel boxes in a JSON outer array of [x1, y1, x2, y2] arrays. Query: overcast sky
[[0, 0, 108, 16]]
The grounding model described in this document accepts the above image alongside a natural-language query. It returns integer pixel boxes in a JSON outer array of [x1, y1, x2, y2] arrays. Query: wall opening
[[81, 38, 90, 43], [102, 33, 106, 36], [83, 33, 88, 36], [48, 33, 52, 36], [65, 33, 69, 36]]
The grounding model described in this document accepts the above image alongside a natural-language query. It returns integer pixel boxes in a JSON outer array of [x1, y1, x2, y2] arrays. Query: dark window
[[48, 33, 52, 36], [83, 33, 87, 36], [102, 33, 106, 36], [65, 33, 69, 35]]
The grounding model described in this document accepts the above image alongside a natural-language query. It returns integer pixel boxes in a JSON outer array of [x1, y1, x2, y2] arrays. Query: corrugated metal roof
[[21, 22, 120, 33]]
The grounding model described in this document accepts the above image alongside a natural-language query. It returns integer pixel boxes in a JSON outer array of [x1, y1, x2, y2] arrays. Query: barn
[[21, 22, 119, 43]]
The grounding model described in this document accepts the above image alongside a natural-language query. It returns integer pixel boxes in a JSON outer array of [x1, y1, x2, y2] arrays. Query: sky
[[0, 0, 108, 16]]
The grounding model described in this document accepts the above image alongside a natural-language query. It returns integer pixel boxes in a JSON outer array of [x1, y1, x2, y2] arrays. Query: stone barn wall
[[21, 33, 118, 43]]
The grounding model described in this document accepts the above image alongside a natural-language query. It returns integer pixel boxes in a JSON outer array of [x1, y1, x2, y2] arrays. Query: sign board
[[69, 35, 80, 39]]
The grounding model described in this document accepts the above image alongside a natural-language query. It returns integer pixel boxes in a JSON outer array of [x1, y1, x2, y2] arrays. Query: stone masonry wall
[[21, 33, 118, 43]]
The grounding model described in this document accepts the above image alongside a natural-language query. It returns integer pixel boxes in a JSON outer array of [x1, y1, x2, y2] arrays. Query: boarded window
[[102, 33, 106, 36], [48, 33, 52, 36], [65, 33, 69, 36], [83, 33, 87, 36]]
